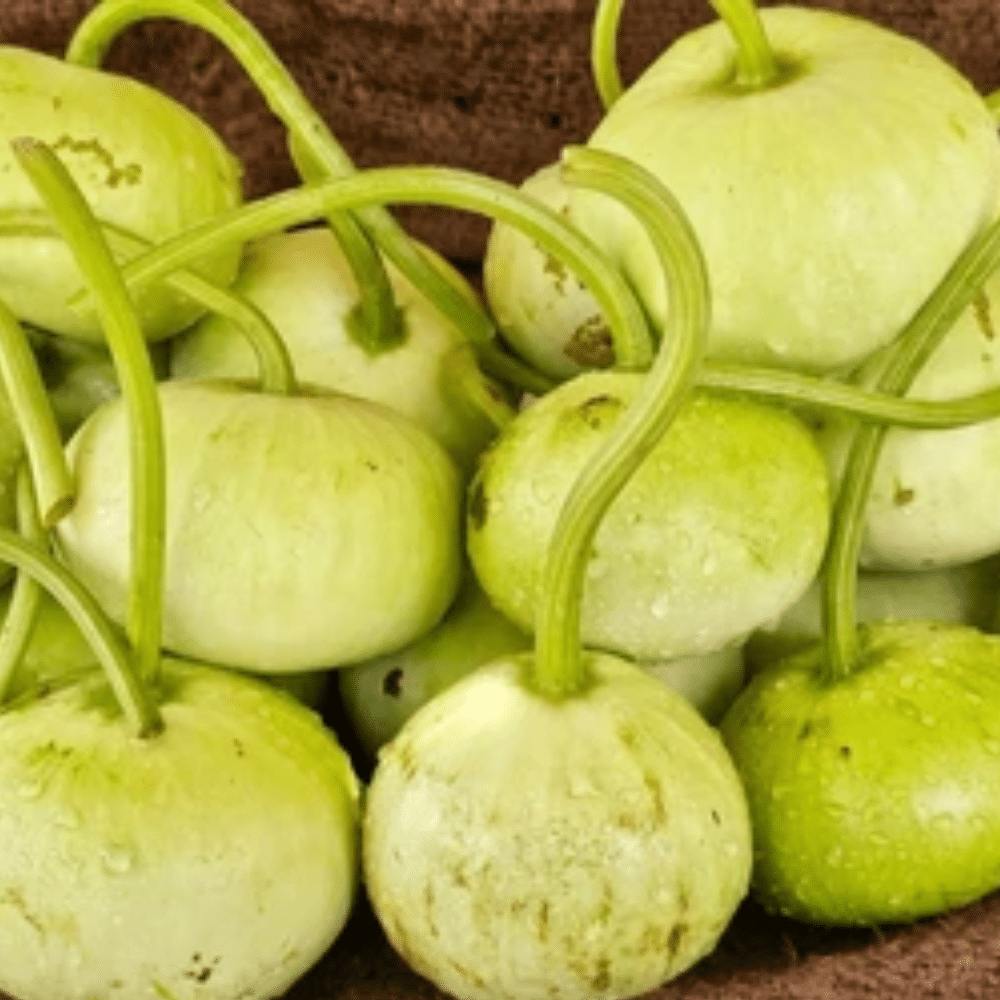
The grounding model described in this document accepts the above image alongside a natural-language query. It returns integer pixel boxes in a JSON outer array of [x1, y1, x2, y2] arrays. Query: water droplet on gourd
[[16, 780, 42, 800], [899, 674, 916, 690], [650, 596, 670, 620], [921, 714, 936, 727], [701, 556, 717, 576], [101, 845, 135, 875]]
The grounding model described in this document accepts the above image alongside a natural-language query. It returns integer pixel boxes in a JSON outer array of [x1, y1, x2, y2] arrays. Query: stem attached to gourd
[[708, 0, 778, 89], [66, 0, 406, 357], [64, 0, 523, 366], [0, 301, 73, 524], [821, 215, 1000, 682], [0, 210, 297, 396], [69, 166, 657, 373], [529, 147, 709, 699], [0, 468, 45, 705], [14, 139, 167, 696], [0, 523, 161, 735], [591, 0, 626, 110]]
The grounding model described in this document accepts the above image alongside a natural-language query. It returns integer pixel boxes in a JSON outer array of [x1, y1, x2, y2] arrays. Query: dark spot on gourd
[[383, 668, 404, 697], [233, 738, 245, 758], [364, 459, 379, 472], [564, 316, 615, 369], [974, 291, 995, 340], [798, 720, 813, 740], [839, 745, 852, 758], [51, 96, 63, 111], [468, 476, 488, 531], [667, 922, 688, 958], [542, 252, 569, 293], [0, 887, 44, 935], [711, 809, 721, 825], [51, 135, 143, 189], [577, 393, 623, 430], [425, 883, 439, 938], [535, 899, 550, 942], [591, 957, 612, 990], [617, 722, 638, 749], [893, 483, 915, 506], [643, 770, 666, 822]]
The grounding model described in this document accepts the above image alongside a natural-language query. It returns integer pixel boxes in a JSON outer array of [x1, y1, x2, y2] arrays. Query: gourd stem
[[14, 139, 167, 696], [478, 343, 556, 396], [0, 210, 297, 396], [71, 166, 656, 372], [821, 215, 1000, 682], [708, 0, 778, 89], [0, 301, 74, 524], [591, 0, 626, 110], [0, 525, 161, 735], [530, 147, 709, 699], [0, 468, 45, 705], [699, 359, 1000, 428], [288, 134, 404, 355], [441, 345, 516, 435], [65, 0, 495, 354]]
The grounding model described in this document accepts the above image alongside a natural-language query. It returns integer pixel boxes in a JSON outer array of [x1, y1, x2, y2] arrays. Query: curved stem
[[0, 525, 161, 735], [65, 0, 494, 351], [0, 209, 296, 396], [821, 214, 1000, 682], [0, 301, 73, 525], [0, 467, 45, 704], [70, 165, 655, 372], [527, 147, 709, 698], [708, 0, 778, 89], [440, 344, 515, 434], [14, 139, 166, 695], [288, 134, 404, 356], [591, 0, 625, 110], [699, 359, 1000, 428]]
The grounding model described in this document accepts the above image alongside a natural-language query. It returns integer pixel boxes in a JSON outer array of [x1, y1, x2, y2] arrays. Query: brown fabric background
[[3, 1, 1000, 998]]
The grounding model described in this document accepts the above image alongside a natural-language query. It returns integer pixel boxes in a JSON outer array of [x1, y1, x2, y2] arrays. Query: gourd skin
[[483, 163, 607, 380], [170, 227, 504, 470], [468, 373, 830, 661], [0, 659, 361, 1000], [338, 569, 531, 757], [820, 274, 1000, 569], [0, 47, 244, 341], [55, 380, 463, 672], [573, 7, 1000, 372], [721, 621, 1000, 925], [363, 651, 752, 1000]]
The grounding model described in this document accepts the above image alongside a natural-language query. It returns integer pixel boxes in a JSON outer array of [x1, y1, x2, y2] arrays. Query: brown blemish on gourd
[[0, 887, 44, 937], [542, 252, 569, 294], [667, 922, 689, 958], [893, 483, 915, 506], [576, 393, 624, 431], [51, 135, 143, 188], [644, 770, 666, 823], [564, 316, 615, 369], [537, 899, 550, 942], [591, 957, 612, 990]]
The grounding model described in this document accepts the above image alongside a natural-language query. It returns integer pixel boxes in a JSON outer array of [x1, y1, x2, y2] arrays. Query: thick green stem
[[14, 139, 166, 696], [528, 147, 709, 699], [0, 524, 161, 735], [591, 0, 626, 110], [71, 165, 655, 372], [0, 468, 45, 704], [699, 359, 1000, 428], [288, 134, 404, 356], [821, 215, 1000, 682], [0, 302, 73, 524], [66, 0, 494, 353], [708, 0, 778, 89]]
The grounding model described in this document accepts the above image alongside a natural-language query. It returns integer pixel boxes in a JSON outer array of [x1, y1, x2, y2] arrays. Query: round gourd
[[468, 374, 830, 661], [0, 47, 243, 341], [55, 380, 463, 672], [363, 650, 752, 1000]]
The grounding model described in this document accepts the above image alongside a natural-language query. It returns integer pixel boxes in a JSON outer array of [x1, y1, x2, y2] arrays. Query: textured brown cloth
[[3, 1, 1000, 999]]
